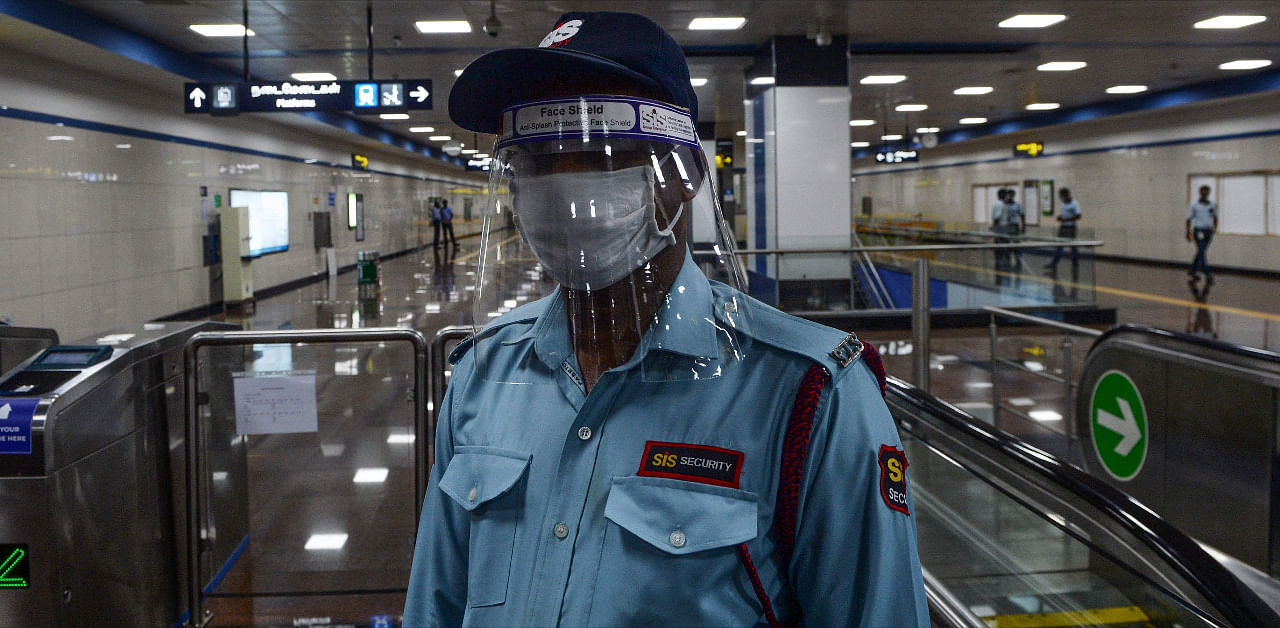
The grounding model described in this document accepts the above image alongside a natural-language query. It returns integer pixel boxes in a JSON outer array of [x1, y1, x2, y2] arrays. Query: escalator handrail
[[1093, 323, 1280, 366], [887, 375, 1280, 627]]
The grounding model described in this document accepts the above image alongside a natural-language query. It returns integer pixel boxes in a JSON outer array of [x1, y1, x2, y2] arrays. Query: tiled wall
[[852, 90, 1280, 272], [0, 48, 483, 341]]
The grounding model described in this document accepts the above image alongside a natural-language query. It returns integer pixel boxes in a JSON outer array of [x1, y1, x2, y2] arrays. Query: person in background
[[1005, 187, 1026, 268], [440, 198, 458, 247], [1046, 187, 1082, 269], [431, 199, 443, 250], [1186, 185, 1217, 281]]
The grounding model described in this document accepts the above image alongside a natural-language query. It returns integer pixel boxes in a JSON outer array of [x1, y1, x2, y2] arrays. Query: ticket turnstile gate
[[0, 321, 243, 627]]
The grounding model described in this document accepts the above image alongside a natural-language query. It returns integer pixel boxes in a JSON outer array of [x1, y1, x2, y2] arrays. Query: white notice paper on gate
[[232, 370, 319, 435]]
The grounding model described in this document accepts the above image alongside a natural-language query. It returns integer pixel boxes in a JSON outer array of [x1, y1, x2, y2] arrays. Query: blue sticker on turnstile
[[370, 615, 393, 628], [0, 398, 38, 455]]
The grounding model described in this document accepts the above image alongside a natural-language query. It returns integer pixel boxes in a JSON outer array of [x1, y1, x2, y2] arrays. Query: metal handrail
[[182, 327, 427, 628], [429, 326, 473, 461], [984, 307, 1103, 450], [735, 241, 1103, 255]]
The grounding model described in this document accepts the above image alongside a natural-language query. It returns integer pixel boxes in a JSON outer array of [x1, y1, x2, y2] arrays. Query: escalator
[[888, 376, 1280, 627]]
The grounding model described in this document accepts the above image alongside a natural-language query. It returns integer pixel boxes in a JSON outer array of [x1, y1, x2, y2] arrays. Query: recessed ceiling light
[[353, 468, 389, 483], [1194, 15, 1267, 29], [291, 72, 336, 82], [998, 14, 1067, 28], [461, 149, 478, 155], [115, 143, 132, 149], [409, 126, 435, 133], [428, 135, 452, 141], [916, 127, 940, 133], [46, 135, 74, 141], [304, 533, 348, 550], [1037, 61, 1087, 71], [690, 77, 708, 87], [745, 138, 764, 143], [415, 20, 471, 33], [379, 113, 410, 120], [189, 24, 254, 37], [851, 141, 870, 148], [954, 86, 994, 95], [1106, 85, 1148, 94], [959, 117, 987, 124], [895, 104, 927, 112], [1219, 59, 1272, 70], [474, 153, 489, 159], [688, 17, 747, 30], [849, 119, 876, 126], [881, 134, 903, 141], [735, 130, 747, 136], [1026, 102, 1061, 110], [860, 74, 906, 85], [749, 76, 775, 85], [386, 433, 415, 444]]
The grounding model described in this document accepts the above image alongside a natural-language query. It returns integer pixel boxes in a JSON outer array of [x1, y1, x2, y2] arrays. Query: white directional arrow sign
[[410, 86, 430, 103], [189, 87, 207, 108], [1096, 398, 1142, 456], [0, 403, 9, 420]]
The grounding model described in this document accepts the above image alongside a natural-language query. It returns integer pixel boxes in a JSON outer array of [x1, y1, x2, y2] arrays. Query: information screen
[[0, 544, 29, 589], [229, 189, 290, 257], [37, 351, 99, 366]]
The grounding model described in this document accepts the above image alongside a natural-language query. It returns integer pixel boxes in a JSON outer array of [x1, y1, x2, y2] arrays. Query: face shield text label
[[500, 96, 701, 150], [513, 101, 636, 136]]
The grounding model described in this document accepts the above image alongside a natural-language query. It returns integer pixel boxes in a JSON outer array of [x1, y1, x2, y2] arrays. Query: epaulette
[[718, 289, 869, 382], [447, 296, 550, 365]]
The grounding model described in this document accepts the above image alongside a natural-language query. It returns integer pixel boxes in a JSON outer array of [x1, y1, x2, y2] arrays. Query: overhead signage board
[[185, 80, 432, 115], [875, 150, 919, 164], [1013, 141, 1045, 158]]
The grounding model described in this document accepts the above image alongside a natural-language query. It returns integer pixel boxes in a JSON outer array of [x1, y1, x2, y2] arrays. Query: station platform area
[[4, 235, 1280, 627]]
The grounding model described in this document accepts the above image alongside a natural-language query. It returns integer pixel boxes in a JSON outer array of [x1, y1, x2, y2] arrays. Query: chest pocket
[[604, 476, 758, 554], [438, 447, 531, 608]]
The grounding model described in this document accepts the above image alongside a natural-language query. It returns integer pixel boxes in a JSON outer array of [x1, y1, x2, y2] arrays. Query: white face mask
[[513, 164, 682, 291]]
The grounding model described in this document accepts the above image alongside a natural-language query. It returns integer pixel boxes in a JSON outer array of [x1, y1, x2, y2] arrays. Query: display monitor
[[229, 189, 290, 257]]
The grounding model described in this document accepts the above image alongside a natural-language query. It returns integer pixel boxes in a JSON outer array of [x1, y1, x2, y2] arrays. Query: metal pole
[[989, 313, 999, 425], [1062, 337, 1074, 459], [912, 257, 930, 392], [366, 0, 374, 80], [184, 344, 206, 627], [241, 0, 249, 81]]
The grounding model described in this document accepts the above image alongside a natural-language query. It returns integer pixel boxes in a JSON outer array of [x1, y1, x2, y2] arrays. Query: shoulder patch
[[829, 334, 863, 367], [878, 445, 910, 515]]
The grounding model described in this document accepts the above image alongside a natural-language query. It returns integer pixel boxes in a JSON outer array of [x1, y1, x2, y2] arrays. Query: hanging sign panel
[[185, 80, 432, 114]]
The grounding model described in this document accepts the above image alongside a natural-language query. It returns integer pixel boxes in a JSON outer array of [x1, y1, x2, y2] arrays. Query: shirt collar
[[526, 249, 721, 371]]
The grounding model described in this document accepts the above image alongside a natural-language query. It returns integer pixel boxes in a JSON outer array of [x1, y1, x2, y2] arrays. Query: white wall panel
[[1219, 175, 1266, 235]]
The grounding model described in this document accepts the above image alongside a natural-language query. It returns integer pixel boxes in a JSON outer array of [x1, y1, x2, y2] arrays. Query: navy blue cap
[[449, 11, 697, 134]]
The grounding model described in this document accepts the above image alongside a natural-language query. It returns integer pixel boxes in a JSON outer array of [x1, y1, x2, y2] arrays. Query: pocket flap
[[439, 447, 531, 512], [604, 476, 757, 555]]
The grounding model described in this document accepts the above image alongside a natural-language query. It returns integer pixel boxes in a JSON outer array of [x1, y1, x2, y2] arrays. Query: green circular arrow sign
[[1089, 370, 1148, 481]]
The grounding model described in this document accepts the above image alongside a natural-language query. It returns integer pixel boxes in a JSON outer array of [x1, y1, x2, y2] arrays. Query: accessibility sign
[[185, 79, 432, 115], [1089, 370, 1148, 481], [0, 398, 38, 455]]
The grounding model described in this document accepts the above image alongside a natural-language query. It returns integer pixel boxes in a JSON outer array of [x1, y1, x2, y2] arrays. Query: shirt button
[[577, 426, 592, 441], [553, 522, 569, 539], [467, 487, 477, 502], [669, 530, 686, 548]]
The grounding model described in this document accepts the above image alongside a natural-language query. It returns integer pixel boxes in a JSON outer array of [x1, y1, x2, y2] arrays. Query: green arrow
[[0, 547, 26, 587]]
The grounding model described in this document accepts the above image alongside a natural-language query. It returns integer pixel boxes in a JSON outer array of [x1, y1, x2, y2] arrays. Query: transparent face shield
[[470, 95, 751, 385]]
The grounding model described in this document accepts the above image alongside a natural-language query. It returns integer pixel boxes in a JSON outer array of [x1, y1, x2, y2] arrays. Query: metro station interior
[[2, 1, 1280, 626]]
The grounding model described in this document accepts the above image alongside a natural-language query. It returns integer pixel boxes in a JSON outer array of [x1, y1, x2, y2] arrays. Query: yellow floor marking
[[876, 252, 1280, 323], [453, 234, 522, 263], [981, 605, 1150, 628]]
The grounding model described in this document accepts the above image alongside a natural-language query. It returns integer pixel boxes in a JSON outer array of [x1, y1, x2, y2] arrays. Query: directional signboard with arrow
[[1090, 370, 1149, 481], [185, 80, 432, 115], [0, 398, 37, 455]]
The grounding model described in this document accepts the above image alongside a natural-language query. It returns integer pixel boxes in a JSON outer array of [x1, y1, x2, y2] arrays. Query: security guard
[[405, 11, 927, 627]]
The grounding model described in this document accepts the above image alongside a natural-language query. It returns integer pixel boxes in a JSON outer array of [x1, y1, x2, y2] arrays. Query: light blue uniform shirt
[[404, 251, 928, 627], [1059, 200, 1081, 226], [1188, 199, 1216, 230]]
